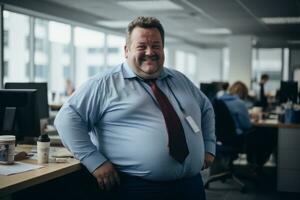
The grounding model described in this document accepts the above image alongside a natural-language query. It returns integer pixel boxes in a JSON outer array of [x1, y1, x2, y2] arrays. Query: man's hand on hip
[[92, 161, 120, 191], [202, 152, 215, 170]]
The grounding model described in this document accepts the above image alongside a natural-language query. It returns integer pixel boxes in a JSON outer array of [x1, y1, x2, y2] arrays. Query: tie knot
[[145, 79, 157, 86]]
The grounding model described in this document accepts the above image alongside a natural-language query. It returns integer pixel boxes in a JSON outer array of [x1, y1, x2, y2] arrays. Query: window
[[222, 48, 230, 81], [164, 47, 169, 67], [175, 50, 197, 84], [63, 66, 71, 78], [3, 30, 9, 47], [74, 27, 105, 87], [108, 47, 119, 53], [3, 61, 8, 76], [88, 47, 103, 54], [26, 62, 30, 77], [3, 11, 30, 83], [63, 45, 71, 54], [175, 50, 185, 73], [35, 18, 47, 27], [35, 38, 47, 52], [88, 65, 100, 77], [252, 48, 283, 95], [35, 64, 48, 78], [186, 53, 196, 75], [2, 10, 206, 96], [107, 35, 124, 68], [34, 19, 71, 94]]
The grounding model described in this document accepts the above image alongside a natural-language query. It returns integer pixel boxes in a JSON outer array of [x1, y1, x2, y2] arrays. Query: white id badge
[[185, 116, 200, 134]]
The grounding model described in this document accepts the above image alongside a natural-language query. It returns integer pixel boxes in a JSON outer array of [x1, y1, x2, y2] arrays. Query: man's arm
[[54, 104, 107, 173], [55, 104, 121, 190], [179, 73, 216, 168], [196, 89, 216, 169]]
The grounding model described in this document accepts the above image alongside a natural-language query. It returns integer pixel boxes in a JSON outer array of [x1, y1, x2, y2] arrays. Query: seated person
[[216, 82, 229, 98], [254, 74, 269, 110], [219, 81, 275, 174], [218, 81, 252, 136], [65, 79, 75, 96]]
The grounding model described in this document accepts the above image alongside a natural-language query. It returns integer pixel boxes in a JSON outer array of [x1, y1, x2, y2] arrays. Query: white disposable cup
[[0, 135, 16, 165], [37, 141, 50, 164], [252, 106, 262, 113]]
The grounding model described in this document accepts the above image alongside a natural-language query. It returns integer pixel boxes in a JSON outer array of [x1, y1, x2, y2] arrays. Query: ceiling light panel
[[196, 28, 232, 35], [117, 0, 183, 11], [96, 20, 130, 28], [287, 40, 300, 44], [261, 17, 300, 24]]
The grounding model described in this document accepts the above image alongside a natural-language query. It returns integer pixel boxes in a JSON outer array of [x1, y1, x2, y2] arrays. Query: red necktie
[[147, 80, 189, 163]]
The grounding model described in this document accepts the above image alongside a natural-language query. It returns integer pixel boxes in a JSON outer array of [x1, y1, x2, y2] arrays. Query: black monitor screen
[[278, 81, 298, 103], [212, 81, 229, 92], [0, 89, 41, 142], [5, 82, 49, 119], [200, 82, 220, 101]]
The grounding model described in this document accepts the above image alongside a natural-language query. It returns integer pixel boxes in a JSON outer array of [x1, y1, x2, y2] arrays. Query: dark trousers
[[102, 173, 206, 200]]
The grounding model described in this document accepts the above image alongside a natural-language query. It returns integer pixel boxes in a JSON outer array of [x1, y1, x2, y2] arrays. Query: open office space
[[1, 0, 300, 200]]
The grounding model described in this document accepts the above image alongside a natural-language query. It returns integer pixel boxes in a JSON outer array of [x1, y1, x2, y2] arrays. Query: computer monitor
[[212, 81, 229, 92], [0, 89, 41, 143], [5, 82, 49, 119], [278, 81, 298, 103], [200, 83, 218, 100], [200, 82, 223, 101]]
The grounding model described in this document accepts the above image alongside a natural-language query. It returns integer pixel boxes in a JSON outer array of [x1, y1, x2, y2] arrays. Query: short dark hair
[[126, 16, 165, 46], [222, 82, 229, 90], [261, 74, 269, 80]]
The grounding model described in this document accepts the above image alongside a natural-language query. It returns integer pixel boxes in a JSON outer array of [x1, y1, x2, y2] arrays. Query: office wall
[[228, 36, 252, 87], [4, 14, 29, 82], [290, 49, 300, 79], [165, 43, 223, 86], [197, 49, 222, 83]]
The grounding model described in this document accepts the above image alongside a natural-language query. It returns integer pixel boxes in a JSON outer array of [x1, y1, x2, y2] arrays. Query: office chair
[[204, 99, 246, 192]]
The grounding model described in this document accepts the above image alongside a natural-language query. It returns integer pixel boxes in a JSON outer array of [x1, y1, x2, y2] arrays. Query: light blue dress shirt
[[54, 62, 216, 181], [219, 93, 252, 135]]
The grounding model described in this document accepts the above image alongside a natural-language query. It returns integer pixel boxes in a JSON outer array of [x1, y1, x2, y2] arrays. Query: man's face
[[125, 27, 164, 79]]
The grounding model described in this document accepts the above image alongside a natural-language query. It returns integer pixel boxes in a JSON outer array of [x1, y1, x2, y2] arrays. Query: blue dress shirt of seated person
[[218, 93, 252, 135], [54, 61, 216, 181]]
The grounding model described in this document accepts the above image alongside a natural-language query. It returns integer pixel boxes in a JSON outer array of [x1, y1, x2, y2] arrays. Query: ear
[[124, 45, 129, 58]]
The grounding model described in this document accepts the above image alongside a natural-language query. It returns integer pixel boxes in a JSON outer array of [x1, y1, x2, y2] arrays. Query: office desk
[[49, 103, 63, 111], [252, 119, 300, 193], [252, 119, 279, 128], [252, 119, 300, 129], [0, 156, 81, 198], [277, 126, 300, 193]]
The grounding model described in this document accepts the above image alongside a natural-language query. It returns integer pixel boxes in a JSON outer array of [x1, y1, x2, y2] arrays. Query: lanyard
[[136, 77, 186, 115]]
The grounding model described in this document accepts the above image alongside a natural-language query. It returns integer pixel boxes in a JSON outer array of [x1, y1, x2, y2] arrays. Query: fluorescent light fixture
[[117, 0, 183, 11], [196, 28, 231, 35], [261, 17, 300, 24], [287, 40, 300, 44], [96, 20, 130, 28], [165, 36, 179, 43]]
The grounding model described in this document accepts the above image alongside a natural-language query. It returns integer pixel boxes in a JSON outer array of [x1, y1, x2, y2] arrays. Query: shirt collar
[[122, 61, 172, 81]]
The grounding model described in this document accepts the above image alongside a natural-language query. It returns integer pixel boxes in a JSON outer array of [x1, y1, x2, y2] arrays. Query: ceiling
[[2, 0, 300, 48]]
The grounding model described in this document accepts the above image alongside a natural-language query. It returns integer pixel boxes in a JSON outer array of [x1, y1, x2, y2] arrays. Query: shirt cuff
[[204, 141, 216, 156], [80, 151, 107, 173]]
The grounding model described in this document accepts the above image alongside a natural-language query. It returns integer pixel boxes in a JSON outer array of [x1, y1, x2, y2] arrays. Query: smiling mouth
[[141, 55, 159, 62], [143, 59, 156, 63]]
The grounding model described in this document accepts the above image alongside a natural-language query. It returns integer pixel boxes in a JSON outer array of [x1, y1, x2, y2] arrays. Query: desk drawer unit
[[277, 128, 300, 192]]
